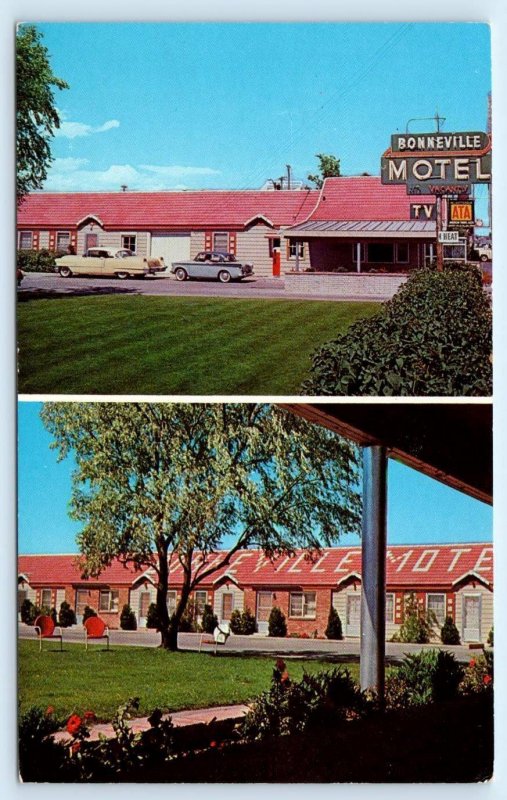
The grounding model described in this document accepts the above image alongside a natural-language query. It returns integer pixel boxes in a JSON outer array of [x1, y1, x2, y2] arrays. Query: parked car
[[55, 248, 166, 279], [475, 245, 492, 262], [170, 251, 254, 283]]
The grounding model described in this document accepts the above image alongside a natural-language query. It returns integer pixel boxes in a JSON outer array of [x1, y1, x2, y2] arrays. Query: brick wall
[[284, 271, 407, 299]]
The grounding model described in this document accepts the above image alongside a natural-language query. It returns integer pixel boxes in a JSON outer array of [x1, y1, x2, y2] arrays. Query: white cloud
[[44, 161, 222, 191], [55, 118, 120, 139]]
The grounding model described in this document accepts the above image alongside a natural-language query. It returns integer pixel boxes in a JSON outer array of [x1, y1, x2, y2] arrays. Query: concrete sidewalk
[[54, 703, 250, 744]]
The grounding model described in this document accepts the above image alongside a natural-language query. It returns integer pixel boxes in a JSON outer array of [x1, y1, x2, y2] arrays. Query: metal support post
[[436, 195, 444, 271], [360, 446, 387, 702]]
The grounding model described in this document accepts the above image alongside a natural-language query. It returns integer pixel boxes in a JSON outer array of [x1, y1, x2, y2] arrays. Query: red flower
[[469, 659, 476, 668], [66, 714, 82, 735], [45, 706, 55, 716], [84, 710, 96, 721], [70, 740, 81, 754], [281, 671, 290, 684], [210, 740, 217, 748], [275, 658, 286, 672], [483, 674, 492, 685]]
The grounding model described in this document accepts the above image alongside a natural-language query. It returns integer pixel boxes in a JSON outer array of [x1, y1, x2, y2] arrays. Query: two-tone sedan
[[55, 248, 166, 279], [170, 251, 254, 283]]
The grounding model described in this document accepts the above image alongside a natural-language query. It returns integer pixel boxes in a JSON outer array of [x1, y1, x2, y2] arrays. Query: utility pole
[[286, 164, 292, 191]]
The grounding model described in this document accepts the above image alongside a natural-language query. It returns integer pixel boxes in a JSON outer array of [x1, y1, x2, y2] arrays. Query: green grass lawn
[[17, 295, 378, 394], [18, 640, 358, 721]]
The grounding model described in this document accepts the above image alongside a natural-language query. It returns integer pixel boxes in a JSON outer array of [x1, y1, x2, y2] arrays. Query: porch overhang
[[283, 220, 436, 239]]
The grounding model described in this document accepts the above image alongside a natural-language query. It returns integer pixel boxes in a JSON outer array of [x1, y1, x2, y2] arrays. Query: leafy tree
[[16, 25, 69, 205], [307, 153, 341, 188], [42, 403, 361, 650]]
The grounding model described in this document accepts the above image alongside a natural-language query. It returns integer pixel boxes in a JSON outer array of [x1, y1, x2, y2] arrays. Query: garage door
[[150, 233, 191, 266]]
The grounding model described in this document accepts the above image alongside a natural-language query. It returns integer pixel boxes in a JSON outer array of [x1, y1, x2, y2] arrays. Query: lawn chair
[[199, 622, 231, 654], [84, 616, 110, 650], [34, 615, 63, 652]]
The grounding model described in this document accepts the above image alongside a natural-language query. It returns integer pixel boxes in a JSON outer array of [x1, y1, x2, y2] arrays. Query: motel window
[[56, 231, 71, 252], [367, 243, 394, 263], [167, 591, 177, 618], [385, 593, 395, 623], [99, 590, 119, 613], [289, 591, 316, 619], [121, 235, 137, 254], [19, 231, 33, 250], [41, 588, 52, 609], [427, 593, 446, 626], [194, 590, 207, 615], [396, 242, 410, 263], [288, 240, 304, 259], [213, 232, 229, 253]]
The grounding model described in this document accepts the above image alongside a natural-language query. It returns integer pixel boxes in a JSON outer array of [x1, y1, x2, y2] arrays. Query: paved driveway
[[17, 272, 381, 302], [18, 623, 478, 663]]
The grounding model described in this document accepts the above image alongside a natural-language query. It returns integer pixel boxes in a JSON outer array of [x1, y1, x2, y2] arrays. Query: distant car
[[55, 248, 166, 279], [475, 245, 492, 262], [170, 251, 254, 283]]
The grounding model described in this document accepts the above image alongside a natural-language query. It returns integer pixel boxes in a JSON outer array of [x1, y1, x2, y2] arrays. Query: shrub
[[230, 608, 257, 635], [242, 660, 367, 739], [459, 651, 493, 695], [201, 604, 218, 634], [268, 606, 287, 637], [440, 616, 460, 645], [302, 265, 492, 396], [391, 593, 435, 644], [16, 248, 59, 273], [178, 604, 197, 632], [325, 606, 343, 640], [385, 649, 463, 709], [20, 598, 37, 625], [18, 706, 68, 782], [487, 627, 494, 647], [82, 605, 97, 623], [120, 604, 137, 631], [146, 602, 160, 629]]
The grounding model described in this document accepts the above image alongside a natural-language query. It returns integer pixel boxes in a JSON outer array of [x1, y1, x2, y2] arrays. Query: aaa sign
[[449, 201, 474, 224]]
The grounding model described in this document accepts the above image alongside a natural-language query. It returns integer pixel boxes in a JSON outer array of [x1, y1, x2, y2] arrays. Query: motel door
[[256, 591, 274, 635], [85, 233, 98, 252], [138, 591, 151, 627], [221, 592, 234, 623], [346, 594, 361, 638], [463, 595, 481, 642], [75, 589, 93, 624]]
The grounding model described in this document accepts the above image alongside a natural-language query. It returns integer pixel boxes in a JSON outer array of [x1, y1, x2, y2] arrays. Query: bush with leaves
[[58, 601, 76, 628], [325, 606, 343, 640], [391, 593, 435, 644], [303, 265, 492, 396], [18, 705, 68, 782], [487, 627, 494, 647], [230, 608, 257, 635], [201, 604, 218, 634], [146, 602, 160, 630], [459, 651, 493, 695], [120, 604, 137, 631], [384, 649, 463, 709], [82, 605, 97, 623], [178, 604, 197, 632], [20, 598, 38, 625], [268, 606, 287, 637], [440, 615, 460, 645], [16, 248, 60, 272], [242, 659, 367, 740]]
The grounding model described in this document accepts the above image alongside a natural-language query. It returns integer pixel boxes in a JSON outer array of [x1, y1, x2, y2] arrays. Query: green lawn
[[17, 295, 378, 394], [18, 640, 358, 721]]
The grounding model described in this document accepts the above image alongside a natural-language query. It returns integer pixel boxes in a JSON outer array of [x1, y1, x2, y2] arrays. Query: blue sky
[[18, 402, 492, 555], [27, 21, 491, 224]]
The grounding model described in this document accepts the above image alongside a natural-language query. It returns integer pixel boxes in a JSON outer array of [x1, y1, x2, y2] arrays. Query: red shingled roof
[[305, 176, 435, 222], [17, 190, 319, 230], [19, 543, 493, 590]]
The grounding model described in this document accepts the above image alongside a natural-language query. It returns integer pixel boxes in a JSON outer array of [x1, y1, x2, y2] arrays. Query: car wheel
[[218, 270, 231, 283], [59, 266, 72, 278], [175, 268, 188, 281], [116, 271, 129, 280], [480, 254, 489, 262]]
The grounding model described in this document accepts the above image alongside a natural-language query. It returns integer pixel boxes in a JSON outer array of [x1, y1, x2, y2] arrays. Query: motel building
[[16, 176, 440, 295], [18, 542, 493, 644]]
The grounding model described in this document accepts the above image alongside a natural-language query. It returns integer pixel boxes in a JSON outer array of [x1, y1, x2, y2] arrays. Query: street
[[18, 622, 480, 663], [17, 271, 381, 302]]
